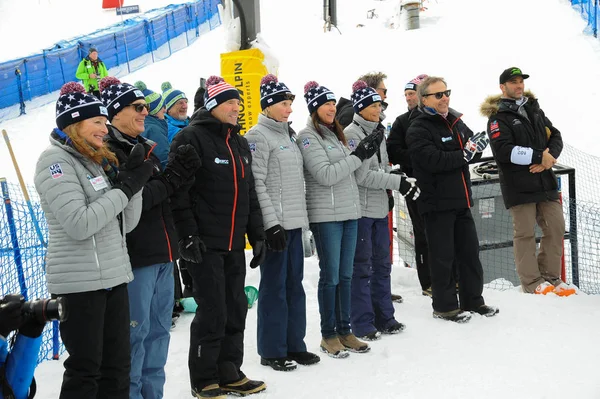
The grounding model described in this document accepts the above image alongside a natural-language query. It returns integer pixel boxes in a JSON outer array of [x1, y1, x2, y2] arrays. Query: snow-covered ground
[[2, 0, 600, 397]]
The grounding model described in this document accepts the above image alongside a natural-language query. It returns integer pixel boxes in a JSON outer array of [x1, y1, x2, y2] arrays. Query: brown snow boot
[[338, 333, 370, 353], [320, 336, 349, 359]]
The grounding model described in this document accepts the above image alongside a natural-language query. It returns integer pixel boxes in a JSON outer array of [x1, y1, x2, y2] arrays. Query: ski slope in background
[[2, 0, 600, 397]]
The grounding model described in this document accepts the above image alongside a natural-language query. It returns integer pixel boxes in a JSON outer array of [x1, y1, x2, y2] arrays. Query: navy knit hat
[[161, 82, 187, 111], [350, 80, 382, 113], [134, 81, 164, 116], [56, 82, 108, 131], [203, 75, 240, 111], [260, 74, 294, 110], [405, 74, 428, 91], [99, 77, 146, 121], [303, 81, 336, 114]]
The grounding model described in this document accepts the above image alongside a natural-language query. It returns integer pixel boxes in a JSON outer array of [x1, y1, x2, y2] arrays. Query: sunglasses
[[127, 103, 150, 113], [377, 87, 388, 95], [423, 90, 451, 99], [284, 93, 296, 102]]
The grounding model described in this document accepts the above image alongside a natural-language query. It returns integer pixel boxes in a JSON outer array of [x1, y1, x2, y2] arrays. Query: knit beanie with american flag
[[203, 76, 240, 111]]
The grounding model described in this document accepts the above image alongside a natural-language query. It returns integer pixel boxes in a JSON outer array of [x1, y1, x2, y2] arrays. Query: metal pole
[[568, 170, 579, 287]]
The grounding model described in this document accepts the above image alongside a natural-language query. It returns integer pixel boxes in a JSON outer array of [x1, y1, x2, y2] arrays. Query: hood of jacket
[[480, 90, 536, 118]]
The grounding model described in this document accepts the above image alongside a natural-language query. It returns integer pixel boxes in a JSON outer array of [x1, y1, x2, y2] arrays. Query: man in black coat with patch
[[480, 67, 573, 297], [406, 76, 498, 323], [387, 74, 432, 296], [170, 75, 267, 399]]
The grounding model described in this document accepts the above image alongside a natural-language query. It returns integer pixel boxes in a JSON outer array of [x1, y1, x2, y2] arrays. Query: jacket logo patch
[[49, 163, 63, 179], [490, 120, 499, 131], [214, 157, 230, 165], [279, 145, 289, 150], [348, 139, 356, 150], [302, 137, 310, 148], [512, 119, 522, 126], [441, 136, 453, 142], [491, 132, 501, 139], [249, 142, 256, 152]]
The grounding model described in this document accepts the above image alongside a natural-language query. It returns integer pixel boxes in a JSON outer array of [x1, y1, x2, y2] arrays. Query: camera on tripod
[[1, 294, 68, 323]]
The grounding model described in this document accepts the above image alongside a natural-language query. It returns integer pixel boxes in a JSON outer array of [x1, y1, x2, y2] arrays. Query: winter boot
[[220, 377, 266, 396], [320, 337, 350, 359], [422, 287, 433, 297], [260, 357, 297, 372], [287, 351, 321, 365], [470, 305, 499, 317], [357, 330, 381, 341], [432, 309, 472, 323], [338, 333, 370, 353], [380, 321, 406, 334], [391, 293, 404, 303], [194, 384, 226, 399]]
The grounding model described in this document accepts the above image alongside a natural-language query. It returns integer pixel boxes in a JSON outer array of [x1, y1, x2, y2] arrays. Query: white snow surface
[[2, 0, 600, 397]]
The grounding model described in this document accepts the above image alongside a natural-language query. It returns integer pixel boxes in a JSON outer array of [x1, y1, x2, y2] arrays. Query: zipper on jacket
[[226, 130, 239, 251], [444, 116, 472, 208], [238, 155, 245, 178], [279, 186, 283, 218], [161, 216, 173, 262], [92, 235, 101, 270]]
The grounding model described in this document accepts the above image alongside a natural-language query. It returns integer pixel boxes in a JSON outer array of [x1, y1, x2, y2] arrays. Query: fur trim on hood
[[479, 90, 536, 118]]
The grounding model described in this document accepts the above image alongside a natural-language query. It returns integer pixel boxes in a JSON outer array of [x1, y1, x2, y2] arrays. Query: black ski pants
[[405, 197, 431, 290], [188, 250, 247, 392], [423, 208, 484, 313], [57, 283, 130, 399]]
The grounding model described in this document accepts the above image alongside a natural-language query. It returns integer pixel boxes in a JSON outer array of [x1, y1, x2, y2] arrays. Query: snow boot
[[391, 293, 404, 303], [338, 333, 370, 353], [193, 384, 226, 399], [432, 309, 472, 323], [380, 322, 406, 334], [220, 377, 266, 396], [422, 287, 433, 297], [470, 305, 499, 317], [320, 337, 350, 359], [260, 357, 297, 371], [357, 330, 381, 341], [287, 351, 321, 365]]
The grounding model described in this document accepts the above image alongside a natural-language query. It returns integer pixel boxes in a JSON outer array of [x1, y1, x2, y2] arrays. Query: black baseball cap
[[499, 67, 529, 84]]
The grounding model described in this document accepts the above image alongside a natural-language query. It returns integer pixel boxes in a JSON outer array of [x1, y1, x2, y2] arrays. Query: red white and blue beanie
[[260, 74, 293, 110], [303, 81, 336, 114], [56, 82, 108, 131], [203, 75, 240, 111], [405, 74, 429, 91], [99, 77, 146, 121], [161, 82, 187, 111], [134, 81, 164, 116], [351, 80, 382, 113]]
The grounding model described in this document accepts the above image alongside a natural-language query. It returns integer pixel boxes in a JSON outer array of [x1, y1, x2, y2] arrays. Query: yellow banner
[[220, 48, 268, 135]]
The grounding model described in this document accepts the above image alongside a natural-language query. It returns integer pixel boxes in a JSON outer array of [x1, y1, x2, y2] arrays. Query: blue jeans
[[257, 228, 307, 358], [351, 217, 396, 336], [128, 262, 174, 399], [310, 220, 358, 339]]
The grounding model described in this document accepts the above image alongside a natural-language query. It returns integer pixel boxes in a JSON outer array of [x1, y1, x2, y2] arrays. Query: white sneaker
[[534, 281, 555, 295], [553, 282, 577, 297]]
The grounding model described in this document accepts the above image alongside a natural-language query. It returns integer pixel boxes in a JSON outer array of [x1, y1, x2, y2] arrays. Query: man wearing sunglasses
[[480, 67, 573, 297], [406, 76, 498, 323]]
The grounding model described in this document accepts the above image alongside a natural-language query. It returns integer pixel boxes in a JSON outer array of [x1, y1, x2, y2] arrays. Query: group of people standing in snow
[[29, 55, 571, 399]]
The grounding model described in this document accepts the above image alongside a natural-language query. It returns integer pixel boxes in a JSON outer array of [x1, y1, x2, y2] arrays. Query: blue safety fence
[[0, 0, 221, 121], [572, 0, 599, 37]]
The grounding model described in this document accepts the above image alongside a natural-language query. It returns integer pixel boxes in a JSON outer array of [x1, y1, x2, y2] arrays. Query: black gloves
[[350, 129, 383, 161], [249, 240, 267, 269], [19, 317, 46, 338], [179, 235, 206, 264], [0, 297, 23, 337], [162, 144, 202, 192], [392, 170, 421, 200], [265, 224, 287, 252], [387, 190, 394, 212], [115, 143, 154, 200]]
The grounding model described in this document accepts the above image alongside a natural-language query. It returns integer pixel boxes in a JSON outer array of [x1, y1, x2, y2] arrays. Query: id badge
[[90, 176, 108, 191]]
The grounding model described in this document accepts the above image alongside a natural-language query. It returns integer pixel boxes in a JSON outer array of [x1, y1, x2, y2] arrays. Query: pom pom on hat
[[99, 76, 121, 93], [203, 75, 240, 111], [56, 82, 108, 130], [161, 81, 187, 111], [303, 81, 335, 114], [259, 74, 293, 110], [351, 79, 381, 114], [134, 81, 147, 91]]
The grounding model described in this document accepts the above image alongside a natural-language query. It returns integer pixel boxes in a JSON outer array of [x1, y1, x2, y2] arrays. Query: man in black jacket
[[480, 67, 574, 297], [406, 76, 498, 323], [170, 75, 267, 399], [387, 74, 431, 296]]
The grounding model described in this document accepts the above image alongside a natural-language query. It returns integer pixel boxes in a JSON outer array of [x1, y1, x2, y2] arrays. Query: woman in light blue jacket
[[246, 74, 319, 372], [297, 81, 382, 359], [34, 82, 153, 399]]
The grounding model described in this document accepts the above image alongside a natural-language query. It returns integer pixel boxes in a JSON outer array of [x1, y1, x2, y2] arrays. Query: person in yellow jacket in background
[[75, 47, 108, 99]]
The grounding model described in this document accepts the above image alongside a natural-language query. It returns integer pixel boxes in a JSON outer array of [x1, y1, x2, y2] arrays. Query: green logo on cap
[[511, 68, 522, 75]]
